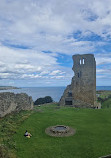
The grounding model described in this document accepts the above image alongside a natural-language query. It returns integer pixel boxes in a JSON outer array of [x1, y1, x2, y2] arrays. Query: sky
[[0, 0, 111, 87]]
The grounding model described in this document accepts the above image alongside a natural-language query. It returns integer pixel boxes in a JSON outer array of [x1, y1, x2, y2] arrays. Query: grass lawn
[[11, 105, 111, 158], [102, 99, 111, 109]]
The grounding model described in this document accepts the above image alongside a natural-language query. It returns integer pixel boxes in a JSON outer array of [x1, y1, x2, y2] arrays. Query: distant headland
[[0, 86, 20, 90]]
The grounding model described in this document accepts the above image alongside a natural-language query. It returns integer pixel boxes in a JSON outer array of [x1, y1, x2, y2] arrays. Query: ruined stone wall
[[59, 54, 97, 108], [0, 92, 33, 117], [72, 54, 96, 106]]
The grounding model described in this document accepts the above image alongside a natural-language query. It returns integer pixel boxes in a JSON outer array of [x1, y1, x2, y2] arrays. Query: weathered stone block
[[59, 54, 98, 108], [0, 92, 33, 117]]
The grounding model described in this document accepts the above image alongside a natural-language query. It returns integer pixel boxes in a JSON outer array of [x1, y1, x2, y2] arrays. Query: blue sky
[[0, 0, 111, 87]]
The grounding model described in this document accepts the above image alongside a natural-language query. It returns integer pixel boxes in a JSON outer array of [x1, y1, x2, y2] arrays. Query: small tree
[[44, 96, 53, 103], [34, 98, 45, 105], [34, 96, 53, 105], [97, 97, 104, 103]]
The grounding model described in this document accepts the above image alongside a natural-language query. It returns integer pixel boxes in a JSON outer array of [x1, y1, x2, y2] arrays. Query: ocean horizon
[[0, 86, 111, 102]]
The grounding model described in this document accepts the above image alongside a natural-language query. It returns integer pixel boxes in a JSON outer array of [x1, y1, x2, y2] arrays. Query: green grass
[[102, 98, 111, 109], [1, 104, 111, 158], [11, 105, 111, 158], [96, 90, 111, 109], [0, 110, 33, 158]]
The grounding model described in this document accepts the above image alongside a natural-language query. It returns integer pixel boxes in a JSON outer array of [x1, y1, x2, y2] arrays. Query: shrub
[[97, 97, 104, 103], [34, 96, 53, 105]]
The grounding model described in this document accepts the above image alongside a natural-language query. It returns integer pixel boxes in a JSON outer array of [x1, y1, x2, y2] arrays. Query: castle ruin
[[59, 54, 97, 108], [0, 92, 33, 117]]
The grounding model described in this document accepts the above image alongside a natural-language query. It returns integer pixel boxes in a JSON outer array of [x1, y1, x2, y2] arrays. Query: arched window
[[80, 59, 81, 65], [83, 58, 85, 64]]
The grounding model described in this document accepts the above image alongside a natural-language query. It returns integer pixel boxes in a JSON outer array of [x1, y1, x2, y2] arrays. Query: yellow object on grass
[[26, 136, 30, 138]]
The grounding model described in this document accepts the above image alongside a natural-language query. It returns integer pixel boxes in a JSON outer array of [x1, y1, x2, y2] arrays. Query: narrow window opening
[[80, 59, 81, 65], [80, 71, 82, 77], [83, 59, 85, 64], [78, 73, 80, 78], [68, 92, 72, 97]]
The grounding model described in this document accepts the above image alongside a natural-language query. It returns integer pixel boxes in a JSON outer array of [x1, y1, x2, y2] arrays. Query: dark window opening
[[78, 71, 82, 78], [65, 101, 72, 105], [68, 92, 72, 97], [80, 71, 82, 77], [78, 73, 80, 78]]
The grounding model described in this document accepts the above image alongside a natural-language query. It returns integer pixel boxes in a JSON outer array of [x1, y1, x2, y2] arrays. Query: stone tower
[[59, 54, 97, 108]]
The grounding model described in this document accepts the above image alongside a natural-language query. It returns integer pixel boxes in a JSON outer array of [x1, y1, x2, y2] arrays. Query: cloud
[[95, 53, 111, 65], [0, 0, 111, 86], [0, 44, 72, 83], [49, 70, 65, 75], [0, 44, 59, 78], [21, 74, 42, 79], [1, 0, 111, 51]]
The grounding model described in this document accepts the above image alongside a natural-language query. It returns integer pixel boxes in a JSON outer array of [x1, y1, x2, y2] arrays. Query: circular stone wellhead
[[45, 125, 75, 137], [51, 125, 69, 133]]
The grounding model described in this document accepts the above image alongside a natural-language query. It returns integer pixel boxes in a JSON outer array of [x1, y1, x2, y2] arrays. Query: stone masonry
[[0, 92, 33, 117], [59, 54, 97, 108]]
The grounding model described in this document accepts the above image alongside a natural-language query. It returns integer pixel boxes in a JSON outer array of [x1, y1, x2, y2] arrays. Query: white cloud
[[0, 0, 111, 86], [0, 0, 111, 54], [0, 44, 72, 83], [96, 75, 106, 79], [50, 70, 65, 75], [21, 74, 42, 79], [0, 44, 59, 78], [95, 54, 111, 65]]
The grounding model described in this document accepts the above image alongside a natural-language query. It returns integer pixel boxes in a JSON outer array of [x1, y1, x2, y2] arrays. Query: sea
[[0, 86, 111, 102]]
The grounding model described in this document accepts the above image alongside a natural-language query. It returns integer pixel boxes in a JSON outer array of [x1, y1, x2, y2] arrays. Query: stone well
[[45, 125, 75, 137]]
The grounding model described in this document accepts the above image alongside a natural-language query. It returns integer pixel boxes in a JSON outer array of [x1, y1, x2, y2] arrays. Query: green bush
[[34, 96, 53, 105]]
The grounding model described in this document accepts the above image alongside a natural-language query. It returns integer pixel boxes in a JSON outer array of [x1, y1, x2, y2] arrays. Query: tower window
[[80, 59, 85, 65], [78, 73, 80, 78], [68, 92, 72, 97]]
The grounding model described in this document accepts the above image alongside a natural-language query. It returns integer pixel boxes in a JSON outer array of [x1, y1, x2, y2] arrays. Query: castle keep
[[59, 54, 97, 108]]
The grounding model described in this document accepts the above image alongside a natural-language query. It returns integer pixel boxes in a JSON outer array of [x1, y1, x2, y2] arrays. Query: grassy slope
[[96, 91, 111, 109], [102, 99, 111, 108], [0, 111, 33, 158], [13, 105, 111, 158]]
